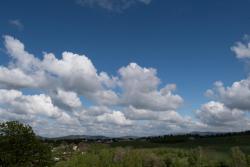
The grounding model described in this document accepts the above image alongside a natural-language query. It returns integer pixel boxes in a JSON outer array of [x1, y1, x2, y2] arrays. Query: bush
[[247, 155, 250, 166], [54, 145, 250, 167], [231, 147, 247, 167]]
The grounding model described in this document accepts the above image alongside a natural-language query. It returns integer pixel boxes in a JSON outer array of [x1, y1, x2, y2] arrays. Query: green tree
[[0, 121, 53, 167]]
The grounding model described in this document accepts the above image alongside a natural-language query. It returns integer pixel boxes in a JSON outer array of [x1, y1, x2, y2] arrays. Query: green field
[[52, 133, 250, 167]]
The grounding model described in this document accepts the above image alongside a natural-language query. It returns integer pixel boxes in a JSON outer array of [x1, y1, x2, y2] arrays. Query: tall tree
[[0, 121, 53, 167]]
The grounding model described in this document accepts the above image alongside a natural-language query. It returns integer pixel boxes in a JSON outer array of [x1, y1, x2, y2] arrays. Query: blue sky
[[0, 0, 250, 136]]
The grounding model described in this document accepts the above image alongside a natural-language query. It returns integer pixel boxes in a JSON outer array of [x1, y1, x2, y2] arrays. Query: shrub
[[231, 147, 247, 167]]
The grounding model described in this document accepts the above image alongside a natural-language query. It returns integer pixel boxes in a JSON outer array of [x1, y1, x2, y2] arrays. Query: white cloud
[[193, 36, 250, 132], [0, 67, 38, 88], [82, 106, 111, 116], [1, 36, 183, 111], [90, 90, 119, 105], [2, 35, 118, 105], [196, 101, 249, 130], [0, 89, 61, 118], [231, 41, 250, 59], [118, 63, 183, 111], [0, 89, 22, 102], [97, 111, 132, 125], [57, 112, 80, 126], [43, 52, 99, 91], [42, 52, 119, 105], [124, 106, 187, 123], [42, 52, 100, 92], [4, 35, 41, 71], [2, 35, 48, 89], [0, 35, 197, 137], [124, 106, 158, 120], [0, 89, 81, 136], [206, 78, 250, 111], [76, 0, 152, 11], [99, 72, 118, 88], [52, 89, 82, 108]]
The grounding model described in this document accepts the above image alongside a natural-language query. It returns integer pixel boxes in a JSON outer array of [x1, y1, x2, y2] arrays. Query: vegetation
[[51, 132, 250, 167], [0, 121, 53, 167], [54, 146, 250, 167], [1, 121, 250, 167]]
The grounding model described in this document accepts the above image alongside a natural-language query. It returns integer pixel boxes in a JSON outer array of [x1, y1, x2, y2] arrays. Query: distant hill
[[40, 130, 250, 141], [189, 131, 225, 136], [45, 135, 111, 140]]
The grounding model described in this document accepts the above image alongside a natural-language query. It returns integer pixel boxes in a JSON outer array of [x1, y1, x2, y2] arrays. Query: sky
[[0, 0, 250, 137]]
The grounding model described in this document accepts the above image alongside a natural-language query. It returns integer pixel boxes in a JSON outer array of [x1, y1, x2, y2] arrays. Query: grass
[[109, 135, 250, 163], [52, 134, 250, 166]]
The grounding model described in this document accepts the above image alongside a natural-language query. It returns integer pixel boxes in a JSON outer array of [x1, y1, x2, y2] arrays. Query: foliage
[[1, 121, 250, 167], [54, 146, 250, 167], [0, 121, 53, 167], [231, 147, 247, 167]]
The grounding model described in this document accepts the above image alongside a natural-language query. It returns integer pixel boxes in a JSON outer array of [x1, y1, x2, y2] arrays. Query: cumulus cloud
[[0, 67, 37, 88], [81, 106, 111, 116], [195, 101, 250, 132], [51, 89, 82, 109], [97, 111, 132, 125], [1, 35, 183, 110], [1, 35, 48, 89], [195, 36, 250, 132], [4, 35, 41, 71], [231, 41, 250, 59], [123, 106, 188, 124], [0, 89, 81, 136], [0, 89, 61, 118], [231, 36, 250, 73], [0, 35, 197, 137], [2, 35, 118, 105], [197, 81, 250, 131], [76, 0, 152, 11], [206, 79, 250, 111], [4, 34, 250, 136], [118, 63, 183, 111], [124, 106, 158, 120]]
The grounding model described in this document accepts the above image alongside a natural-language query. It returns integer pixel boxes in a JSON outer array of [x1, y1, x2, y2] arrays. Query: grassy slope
[[110, 135, 250, 161]]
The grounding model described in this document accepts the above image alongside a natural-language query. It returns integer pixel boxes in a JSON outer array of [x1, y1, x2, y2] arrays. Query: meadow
[[51, 132, 250, 167]]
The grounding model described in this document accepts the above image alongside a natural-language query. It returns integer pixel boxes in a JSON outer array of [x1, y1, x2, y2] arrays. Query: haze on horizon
[[0, 0, 250, 137]]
